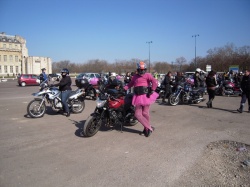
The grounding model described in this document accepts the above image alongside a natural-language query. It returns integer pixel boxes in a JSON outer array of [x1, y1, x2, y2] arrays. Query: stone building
[[0, 32, 52, 77]]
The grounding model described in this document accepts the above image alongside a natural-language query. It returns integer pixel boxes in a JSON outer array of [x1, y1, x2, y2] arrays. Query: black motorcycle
[[168, 83, 205, 106], [214, 84, 225, 96]]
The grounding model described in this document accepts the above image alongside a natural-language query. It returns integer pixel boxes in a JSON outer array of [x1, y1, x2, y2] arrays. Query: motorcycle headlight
[[96, 98, 107, 108]]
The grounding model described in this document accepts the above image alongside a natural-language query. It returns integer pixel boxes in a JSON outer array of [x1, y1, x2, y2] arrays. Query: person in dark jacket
[[162, 71, 173, 103], [237, 69, 250, 113], [205, 70, 217, 108], [52, 68, 72, 117], [175, 71, 185, 88], [39, 68, 48, 83], [124, 72, 131, 84], [193, 68, 202, 88]]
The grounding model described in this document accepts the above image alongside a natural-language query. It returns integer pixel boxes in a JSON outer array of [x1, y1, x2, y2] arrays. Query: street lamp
[[146, 41, 153, 73], [192, 34, 199, 68]]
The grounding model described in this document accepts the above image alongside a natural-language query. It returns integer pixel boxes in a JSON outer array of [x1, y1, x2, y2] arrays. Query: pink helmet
[[116, 75, 121, 80], [89, 77, 99, 85]]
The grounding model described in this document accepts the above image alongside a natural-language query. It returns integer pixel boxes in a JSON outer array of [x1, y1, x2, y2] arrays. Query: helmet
[[116, 75, 121, 80], [196, 68, 201, 72], [89, 77, 99, 85], [41, 68, 46, 71], [111, 79, 122, 87], [111, 72, 116, 77], [80, 78, 89, 88], [137, 61, 147, 70], [61, 68, 69, 75]]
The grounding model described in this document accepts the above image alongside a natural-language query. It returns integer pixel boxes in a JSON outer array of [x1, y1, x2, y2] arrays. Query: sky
[[1, 0, 250, 64]]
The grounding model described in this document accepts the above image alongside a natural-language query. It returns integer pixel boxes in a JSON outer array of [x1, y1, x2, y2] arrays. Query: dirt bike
[[27, 81, 85, 118], [82, 87, 138, 137]]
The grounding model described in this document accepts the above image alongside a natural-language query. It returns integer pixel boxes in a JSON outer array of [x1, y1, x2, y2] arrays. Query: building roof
[[0, 33, 21, 44]]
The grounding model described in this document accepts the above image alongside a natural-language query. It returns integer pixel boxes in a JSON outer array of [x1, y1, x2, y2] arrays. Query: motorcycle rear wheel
[[27, 99, 46, 118], [221, 87, 225, 96], [83, 116, 102, 137], [71, 100, 85, 113], [168, 94, 180, 106]]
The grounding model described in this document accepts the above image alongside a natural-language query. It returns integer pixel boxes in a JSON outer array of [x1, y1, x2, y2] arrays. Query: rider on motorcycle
[[194, 68, 202, 88], [51, 68, 72, 117]]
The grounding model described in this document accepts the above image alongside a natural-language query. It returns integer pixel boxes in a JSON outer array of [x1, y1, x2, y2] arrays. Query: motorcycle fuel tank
[[108, 98, 124, 109]]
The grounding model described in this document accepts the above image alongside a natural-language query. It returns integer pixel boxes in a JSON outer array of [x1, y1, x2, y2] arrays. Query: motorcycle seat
[[69, 90, 77, 97], [192, 88, 200, 92]]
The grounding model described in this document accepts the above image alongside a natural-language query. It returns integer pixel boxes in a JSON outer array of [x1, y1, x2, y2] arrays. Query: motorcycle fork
[[37, 96, 46, 111], [175, 90, 182, 101]]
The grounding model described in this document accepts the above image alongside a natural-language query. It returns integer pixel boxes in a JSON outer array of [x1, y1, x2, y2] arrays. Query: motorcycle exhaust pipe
[[73, 104, 81, 107]]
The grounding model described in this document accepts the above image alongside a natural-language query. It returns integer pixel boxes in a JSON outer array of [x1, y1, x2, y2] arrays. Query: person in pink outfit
[[124, 61, 158, 137]]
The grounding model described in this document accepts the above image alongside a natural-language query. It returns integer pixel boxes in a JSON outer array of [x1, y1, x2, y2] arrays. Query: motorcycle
[[27, 81, 85, 118], [82, 87, 138, 137], [155, 82, 165, 99], [168, 83, 205, 106], [214, 84, 225, 96], [223, 80, 242, 96]]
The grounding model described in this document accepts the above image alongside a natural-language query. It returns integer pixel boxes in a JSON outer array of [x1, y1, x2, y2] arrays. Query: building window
[[15, 56, 18, 62], [3, 44, 6, 49], [0, 66, 2, 73], [4, 66, 7, 73], [9, 44, 12, 49], [10, 55, 13, 62], [15, 45, 18, 49], [10, 66, 13, 73], [0, 55, 1, 62], [4, 55, 7, 62], [16, 66, 18, 74]]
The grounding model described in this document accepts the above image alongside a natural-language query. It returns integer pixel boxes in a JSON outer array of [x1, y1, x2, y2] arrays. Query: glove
[[146, 90, 154, 98]]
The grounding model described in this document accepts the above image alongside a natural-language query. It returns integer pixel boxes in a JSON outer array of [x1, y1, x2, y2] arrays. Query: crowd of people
[[122, 67, 250, 113], [39, 64, 250, 138]]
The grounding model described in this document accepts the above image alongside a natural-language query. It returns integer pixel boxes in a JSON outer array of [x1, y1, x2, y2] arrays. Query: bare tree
[[175, 57, 186, 72]]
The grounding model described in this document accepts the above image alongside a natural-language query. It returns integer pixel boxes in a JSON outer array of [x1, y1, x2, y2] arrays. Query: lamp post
[[146, 41, 153, 73], [192, 34, 199, 68]]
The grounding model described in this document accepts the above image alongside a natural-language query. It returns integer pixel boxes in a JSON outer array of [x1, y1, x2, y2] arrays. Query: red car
[[17, 74, 40, 87]]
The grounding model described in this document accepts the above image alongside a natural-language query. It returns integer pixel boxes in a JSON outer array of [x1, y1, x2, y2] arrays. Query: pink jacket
[[124, 73, 158, 90]]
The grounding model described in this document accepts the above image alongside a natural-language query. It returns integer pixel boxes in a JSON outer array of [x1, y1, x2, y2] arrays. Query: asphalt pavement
[[0, 79, 249, 187]]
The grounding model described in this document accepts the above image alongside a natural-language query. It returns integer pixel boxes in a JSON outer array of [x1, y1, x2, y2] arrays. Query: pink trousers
[[135, 105, 153, 131]]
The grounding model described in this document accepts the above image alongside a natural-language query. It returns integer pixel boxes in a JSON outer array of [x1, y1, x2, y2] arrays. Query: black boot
[[66, 112, 70, 117], [206, 100, 211, 108], [210, 102, 212, 108], [237, 104, 244, 113]]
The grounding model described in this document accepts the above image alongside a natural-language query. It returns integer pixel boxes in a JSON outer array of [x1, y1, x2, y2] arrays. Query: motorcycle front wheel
[[27, 99, 46, 118], [168, 94, 180, 106], [83, 115, 102, 137], [71, 100, 85, 113]]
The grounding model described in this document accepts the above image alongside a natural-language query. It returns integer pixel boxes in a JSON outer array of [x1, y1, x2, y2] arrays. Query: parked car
[[17, 74, 40, 87], [75, 73, 100, 86], [48, 73, 61, 81]]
